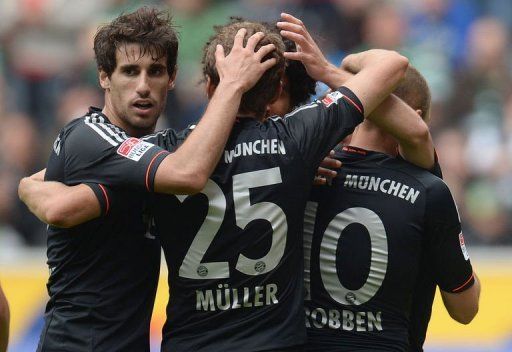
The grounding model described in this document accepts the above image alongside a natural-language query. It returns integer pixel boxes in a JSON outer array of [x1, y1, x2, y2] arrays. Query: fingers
[[283, 51, 303, 62], [245, 31, 265, 51], [233, 28, 247, 49], [215, 44, 225, 63], [276, 21, 301, 33], [280, 30, 310, 50], [320, 156, 342, 169], [313, 176, 327, 186], [280, 12, 303, 26], [256, 43, 276, 60], [260, 57, 277, 71], [317, 167, 338, 179]]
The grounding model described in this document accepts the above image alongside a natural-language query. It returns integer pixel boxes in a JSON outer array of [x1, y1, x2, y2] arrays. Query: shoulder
[[68, 114, 129, 148], [379, 157, 444, 190]]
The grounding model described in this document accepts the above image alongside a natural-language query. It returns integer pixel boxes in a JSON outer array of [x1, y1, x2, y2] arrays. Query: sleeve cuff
[[451, 273, 476, 293], [145, 150, 171, 192], [84, 183, 110, 216], [338, 86, 364, 117]]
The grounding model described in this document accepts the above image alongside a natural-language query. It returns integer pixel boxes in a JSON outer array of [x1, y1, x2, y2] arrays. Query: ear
[[99, 70, 110, 90], [205, 76, 217, 99], [168, 67, 177, 91], [416, 109, 423, 117], [269, 79, 284, 104]]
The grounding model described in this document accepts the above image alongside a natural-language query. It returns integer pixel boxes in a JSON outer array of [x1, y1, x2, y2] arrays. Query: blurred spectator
[[0, 113, 45, 245]]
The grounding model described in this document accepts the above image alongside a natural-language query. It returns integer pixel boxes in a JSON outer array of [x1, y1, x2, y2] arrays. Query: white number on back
[[178, 167, 287, 279], [304, 204, 389, 305]]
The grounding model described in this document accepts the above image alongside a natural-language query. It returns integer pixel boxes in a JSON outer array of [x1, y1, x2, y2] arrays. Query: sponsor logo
[[322, 91, 343, 107], [117, 137, 154, 161], [459, 232, 470, 260]]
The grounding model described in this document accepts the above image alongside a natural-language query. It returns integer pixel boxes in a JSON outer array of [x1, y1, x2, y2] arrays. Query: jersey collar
[[88, 106, 112, 124], [336, 145, 390, 162]]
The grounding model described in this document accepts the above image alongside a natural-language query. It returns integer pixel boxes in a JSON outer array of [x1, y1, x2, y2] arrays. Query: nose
[[136, 73, 150, 97]]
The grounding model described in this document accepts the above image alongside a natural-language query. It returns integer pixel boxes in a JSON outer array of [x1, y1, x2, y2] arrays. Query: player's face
[[100, 43, 175, 136]]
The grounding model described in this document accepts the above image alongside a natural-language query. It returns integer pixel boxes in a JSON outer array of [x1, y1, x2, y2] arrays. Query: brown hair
[[202, 19, 286, 117], [94, 7, 179, 77], [393, 66, 431, 121]]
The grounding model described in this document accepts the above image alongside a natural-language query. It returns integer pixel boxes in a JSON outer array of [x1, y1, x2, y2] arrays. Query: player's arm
[[440, 273, 480, 324], [426, 181, 480, 325], [154, 29, 277, 194], [18, 171, 101, 228], [0, 283, 9, 352], [278, 14, 434, 169]]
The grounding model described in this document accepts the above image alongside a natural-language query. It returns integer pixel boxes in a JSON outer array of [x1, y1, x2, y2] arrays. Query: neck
[[349, 125, 398, 156], [237, 111, 265, 122], [102, 102, 154, 138]]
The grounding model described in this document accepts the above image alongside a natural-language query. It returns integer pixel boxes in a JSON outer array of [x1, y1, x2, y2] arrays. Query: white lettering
[[345, 175, 358, 188]]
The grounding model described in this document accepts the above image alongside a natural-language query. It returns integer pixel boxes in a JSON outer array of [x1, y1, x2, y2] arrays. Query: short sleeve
[[84, 183, 111, 216], [64, 118, 170, 192], [283, 86, 364, 167], [424, 180, 474, 293]]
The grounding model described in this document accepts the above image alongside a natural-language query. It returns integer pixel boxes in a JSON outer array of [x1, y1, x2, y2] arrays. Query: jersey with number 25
[[151, 87, 365, 352]]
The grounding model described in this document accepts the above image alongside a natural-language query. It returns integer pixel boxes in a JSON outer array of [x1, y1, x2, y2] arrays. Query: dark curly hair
[[202, 18, 286, 117], [94, 7, 179, 77]]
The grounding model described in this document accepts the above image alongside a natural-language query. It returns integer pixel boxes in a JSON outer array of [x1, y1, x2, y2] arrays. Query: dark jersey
[[39, 107, 169, 352], [304, 146, 474, 352], [148, 87, 364, 352], [406, 153, 447, 352]]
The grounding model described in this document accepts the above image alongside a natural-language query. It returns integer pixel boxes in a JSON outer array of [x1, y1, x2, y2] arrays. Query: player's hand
[[313, 151, 342, 186], [277, 13, 336, 85], [215, 28, 278, 93]]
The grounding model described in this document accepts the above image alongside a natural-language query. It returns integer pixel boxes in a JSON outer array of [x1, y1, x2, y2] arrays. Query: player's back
[[154, 118, 315, 352], [40, 111, 162, 352], [151, 87, 364, 352], [304, 146, 445, 352]]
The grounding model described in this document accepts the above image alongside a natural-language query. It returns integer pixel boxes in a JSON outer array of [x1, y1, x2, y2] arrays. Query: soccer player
[[18, 7, 278, 352], [21, 14, 417, 351], [0, 282, 9, 352], [302, 66, 480, 351]]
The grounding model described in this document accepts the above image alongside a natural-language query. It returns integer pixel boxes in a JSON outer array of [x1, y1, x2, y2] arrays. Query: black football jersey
[[149, 87, 364, 352], [304, 146, 474, 352], [39, 108, 169, 352]]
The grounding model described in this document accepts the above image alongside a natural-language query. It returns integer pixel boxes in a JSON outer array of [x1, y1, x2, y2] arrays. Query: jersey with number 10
[[150, 87, 364, 352], [304, 147, 474, 351]]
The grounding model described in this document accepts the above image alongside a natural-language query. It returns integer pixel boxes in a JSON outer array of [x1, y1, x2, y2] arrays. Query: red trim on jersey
[[98, 184, 110, 215], [146, 151, 168, 191], [342, 95, 363, 115], [452, 273, 474, 293], [342, 146, 367, 155]]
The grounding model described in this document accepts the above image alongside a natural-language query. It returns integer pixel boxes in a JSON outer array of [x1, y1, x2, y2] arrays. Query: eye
[[122, 67, 138, 76], [149, 66, 166, 76]]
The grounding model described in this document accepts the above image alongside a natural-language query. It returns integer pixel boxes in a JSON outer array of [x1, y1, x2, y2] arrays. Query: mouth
[[133, 101, 154, 112]]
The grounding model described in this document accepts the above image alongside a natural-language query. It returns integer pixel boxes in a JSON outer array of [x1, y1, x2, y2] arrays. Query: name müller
[[225, 139, 286, 163], [344, 174, 420, 204]]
